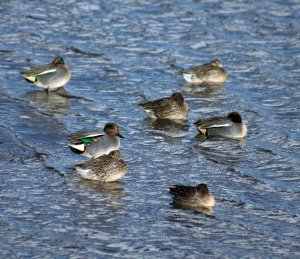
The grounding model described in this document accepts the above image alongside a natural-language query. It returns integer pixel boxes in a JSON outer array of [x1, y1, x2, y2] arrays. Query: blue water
[[0, 0, 299, 257]]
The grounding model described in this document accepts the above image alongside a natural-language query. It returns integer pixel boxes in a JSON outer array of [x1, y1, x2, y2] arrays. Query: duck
[[169, 183, 215, 208], [68, 123, 124, 159], [182, 59, 227, 84], [75, 150, 128, 182], [138, 92, 189, 120], [21, 56, 71, 92], [194, 112, 247, 139]]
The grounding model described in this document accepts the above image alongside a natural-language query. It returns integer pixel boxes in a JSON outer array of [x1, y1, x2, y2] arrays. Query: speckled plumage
[[195, 112, 247, 139], [75, 150, 128, 182], [182, 59, 227, 84], [22, 56, 71, 91], [170, 183, 215, 208], [68, 123, 124, 159], [138, 92, 189, 120]]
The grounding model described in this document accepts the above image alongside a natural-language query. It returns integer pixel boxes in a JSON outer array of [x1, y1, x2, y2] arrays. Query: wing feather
[[169, 185, 197, 199], [195, 117, 232, 129], [22, 64, 57, 77], [69, 130, 105, 143]]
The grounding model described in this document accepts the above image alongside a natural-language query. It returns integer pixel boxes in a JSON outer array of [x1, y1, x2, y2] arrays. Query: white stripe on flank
[[80, 133, 104, 138], [36, 68, 57, 75], [205, 123, 231, 128]]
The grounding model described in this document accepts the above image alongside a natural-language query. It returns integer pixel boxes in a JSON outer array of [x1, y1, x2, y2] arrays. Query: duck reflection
[[145, 118, 189, 133], [26, 88, 70, 115], [196, 133, 246, 144], [172, 203, 214, 216], [75, 179, 125, 200], [183, 83, 224, 98], [195, 137, 245, 165]]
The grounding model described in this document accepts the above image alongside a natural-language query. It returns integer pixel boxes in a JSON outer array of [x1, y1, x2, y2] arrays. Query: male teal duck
[[22, 56, 71, 92], [138, 92, 189, 120], [68, 123, 124, 159], [170, 183, 215, 208], [75, 150, 128, 182], [194, 112, 247, 139], [182, 59, 227, 84]]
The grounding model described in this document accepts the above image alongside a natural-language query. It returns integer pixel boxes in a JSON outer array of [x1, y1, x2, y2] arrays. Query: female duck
[[138, 92, 189, 120], [22, 56, 71, 92], [170, 183, 215, 208], [182, 59, 227, 84], [68, 123, 124, 159], [194, 112, 247, 139], [75, 150, 128, 182]]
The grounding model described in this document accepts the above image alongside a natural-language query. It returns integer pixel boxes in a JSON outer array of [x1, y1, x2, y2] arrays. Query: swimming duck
[[194, 112, 247, 139], [68, 123, 124, 159], [75, 150, 128, 182], [138, 92, 189, 120], [169, 183, 215, 208], [22, 56, 71, 92], [182, 59, 227, 84]]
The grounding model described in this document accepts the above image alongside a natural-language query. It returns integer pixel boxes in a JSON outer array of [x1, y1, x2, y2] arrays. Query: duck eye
[[58, 59, 65, 64]]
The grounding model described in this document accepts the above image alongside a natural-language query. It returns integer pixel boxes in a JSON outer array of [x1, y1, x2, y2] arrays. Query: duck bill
[[117, 133, 124, 139]]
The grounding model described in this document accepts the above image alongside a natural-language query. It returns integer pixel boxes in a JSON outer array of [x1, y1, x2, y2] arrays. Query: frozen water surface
[[0, 0, 300, 257]]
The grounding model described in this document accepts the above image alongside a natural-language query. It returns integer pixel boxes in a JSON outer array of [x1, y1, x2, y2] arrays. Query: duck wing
[[138, 96, 172, 111], [194, 116, 232, 129], [22, 64, 57, 77], [182, 63, 210, 74], [169, 185, 197, 199], [69, 130, 105, 144]]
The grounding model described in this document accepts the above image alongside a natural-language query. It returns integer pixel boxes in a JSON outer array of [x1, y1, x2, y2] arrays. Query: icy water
[[0, 0, 300, 258]]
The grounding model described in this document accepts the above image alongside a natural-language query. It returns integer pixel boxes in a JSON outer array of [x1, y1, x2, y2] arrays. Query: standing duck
[[22, 56, 71, 92], [68, 123, 124, 159]]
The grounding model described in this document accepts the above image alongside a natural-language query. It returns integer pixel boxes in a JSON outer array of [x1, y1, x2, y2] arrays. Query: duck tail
[[68, 143, 85, 154], [23, 75, 37, 83], [182, 72, 194, 83], [74, 164, 91, 177]]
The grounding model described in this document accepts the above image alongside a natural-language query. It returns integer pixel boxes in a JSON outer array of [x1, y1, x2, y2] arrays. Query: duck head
[[52, 56, 67, 67], [228, 112, 242, 123], [210, 59, 223, 68], [104, 123, 124, 138], [171, 92, 184, 105], [108, 150, 123, 159], [197, 183, 209, 196]]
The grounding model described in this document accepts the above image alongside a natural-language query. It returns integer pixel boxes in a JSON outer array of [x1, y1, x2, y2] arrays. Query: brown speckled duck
[[182, 59, 227, 85], [170, 183, 215, 208], [138, 92, 189, 120], [75, 150, 128, 182]]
